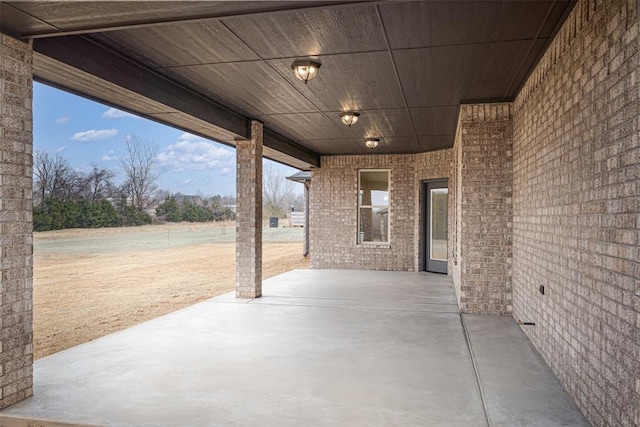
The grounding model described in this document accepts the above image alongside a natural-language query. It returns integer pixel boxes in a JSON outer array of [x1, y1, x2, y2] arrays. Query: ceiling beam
[[264, 129, 321, 169], [34, 35, 249, 137]]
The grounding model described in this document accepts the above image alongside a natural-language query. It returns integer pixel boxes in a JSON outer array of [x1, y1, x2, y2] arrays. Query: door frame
[[421, 179, 448, 273]]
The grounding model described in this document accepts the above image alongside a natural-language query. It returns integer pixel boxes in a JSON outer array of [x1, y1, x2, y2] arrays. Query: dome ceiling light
[[365, 138, 380, 149], [291, 59, 321, 84], [340, 111, 360, 127]]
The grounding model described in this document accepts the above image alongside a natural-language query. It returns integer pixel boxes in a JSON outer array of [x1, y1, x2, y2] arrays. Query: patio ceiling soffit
[[1, 0, 576, 167]]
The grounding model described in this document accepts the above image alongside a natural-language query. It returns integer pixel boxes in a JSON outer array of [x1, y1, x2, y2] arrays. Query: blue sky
[[33, 82, 300, 197]]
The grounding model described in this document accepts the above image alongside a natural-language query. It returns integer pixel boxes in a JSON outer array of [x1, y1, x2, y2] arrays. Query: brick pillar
[[235, 121, 263, 298], [0, 34, 34, 408], [452, 102, 513, 315]]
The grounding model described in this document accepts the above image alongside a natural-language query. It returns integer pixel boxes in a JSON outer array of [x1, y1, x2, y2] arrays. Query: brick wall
[[310, 155, 417, 270], [0, 34, 34, 408], [451, 124, 463, 305], [453, 103, 514, 315], [310, 150, 455, 272], [512, 0, 639, 425]]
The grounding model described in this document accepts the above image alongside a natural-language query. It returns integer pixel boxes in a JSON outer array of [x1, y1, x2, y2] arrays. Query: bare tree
[[263, 161, 294, 218], [155, 188, 171, 202], [33, 151, 76, 204], [33, 151, 53, 203], [119, 135, 160, 210], [83, 163, 116, 201], [221, 194, 236, 206]]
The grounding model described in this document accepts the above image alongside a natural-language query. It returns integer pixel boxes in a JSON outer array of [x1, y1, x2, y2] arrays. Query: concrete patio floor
[[1, 269, 588, 426]]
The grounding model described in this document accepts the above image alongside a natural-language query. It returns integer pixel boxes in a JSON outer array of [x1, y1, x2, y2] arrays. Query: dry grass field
[[33, 222, 309, 359]]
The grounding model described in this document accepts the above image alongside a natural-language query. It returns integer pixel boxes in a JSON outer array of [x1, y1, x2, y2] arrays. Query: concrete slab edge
[[0, 415, 99, 427]]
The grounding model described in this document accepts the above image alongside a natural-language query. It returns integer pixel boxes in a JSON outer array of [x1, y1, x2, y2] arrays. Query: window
[[358, 170, 390, 244]]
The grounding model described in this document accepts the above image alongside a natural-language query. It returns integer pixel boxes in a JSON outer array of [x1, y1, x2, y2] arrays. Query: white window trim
[[357, 169, 391, 246]]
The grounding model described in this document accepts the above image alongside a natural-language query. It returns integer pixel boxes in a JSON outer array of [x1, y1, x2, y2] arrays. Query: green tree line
[[34, 198, 152, 231], [155, 195, 235, 223]]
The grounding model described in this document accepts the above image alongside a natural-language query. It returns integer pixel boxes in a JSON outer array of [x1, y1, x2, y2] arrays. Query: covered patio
[[1, 1, 638, 425], [1, 270, 586, 426]]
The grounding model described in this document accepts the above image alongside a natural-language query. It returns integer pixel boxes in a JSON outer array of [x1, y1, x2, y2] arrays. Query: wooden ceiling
[[1, 1, 575, 169]]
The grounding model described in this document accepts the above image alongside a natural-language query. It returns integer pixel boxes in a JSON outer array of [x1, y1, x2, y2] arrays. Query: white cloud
[[102, 108, 139, 119], [55, 116, 70, 124], [177, 133, 201, 141], [181, 179, 192, 184], [101, 149, 117, 161], [54, 145, 67, 153], [157, 133, 233, 172], [220, 167, 231, 176], [71, 128, 118, 142]]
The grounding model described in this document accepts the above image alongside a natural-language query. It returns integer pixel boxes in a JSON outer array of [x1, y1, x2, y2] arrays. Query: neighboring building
[[0, 1, 637, 426], [288, 212, 305, 227]]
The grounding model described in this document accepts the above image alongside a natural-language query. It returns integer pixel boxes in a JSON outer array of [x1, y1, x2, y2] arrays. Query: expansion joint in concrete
[[460, 314, 491, 427]]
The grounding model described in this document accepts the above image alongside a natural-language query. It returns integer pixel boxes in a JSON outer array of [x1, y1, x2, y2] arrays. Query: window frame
[[357, 169, 391, 246]]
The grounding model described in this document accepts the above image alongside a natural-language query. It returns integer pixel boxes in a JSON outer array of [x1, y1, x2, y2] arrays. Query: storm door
[[423, 180, 448, 273]]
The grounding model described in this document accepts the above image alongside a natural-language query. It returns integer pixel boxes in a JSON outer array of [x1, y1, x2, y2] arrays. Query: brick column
[[452, 102, 513, 315], [235, 121, 263, 298], [0, 34, 34, 408]]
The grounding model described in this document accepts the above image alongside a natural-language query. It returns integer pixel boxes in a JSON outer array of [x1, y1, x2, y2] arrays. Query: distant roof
[[286, 171, 311, 183]]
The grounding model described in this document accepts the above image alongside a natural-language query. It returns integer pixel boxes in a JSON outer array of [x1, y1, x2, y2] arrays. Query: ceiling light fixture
[[340, 111, 360, 126], [291, 59, 321, 84], [365, 138, 380, 149]]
